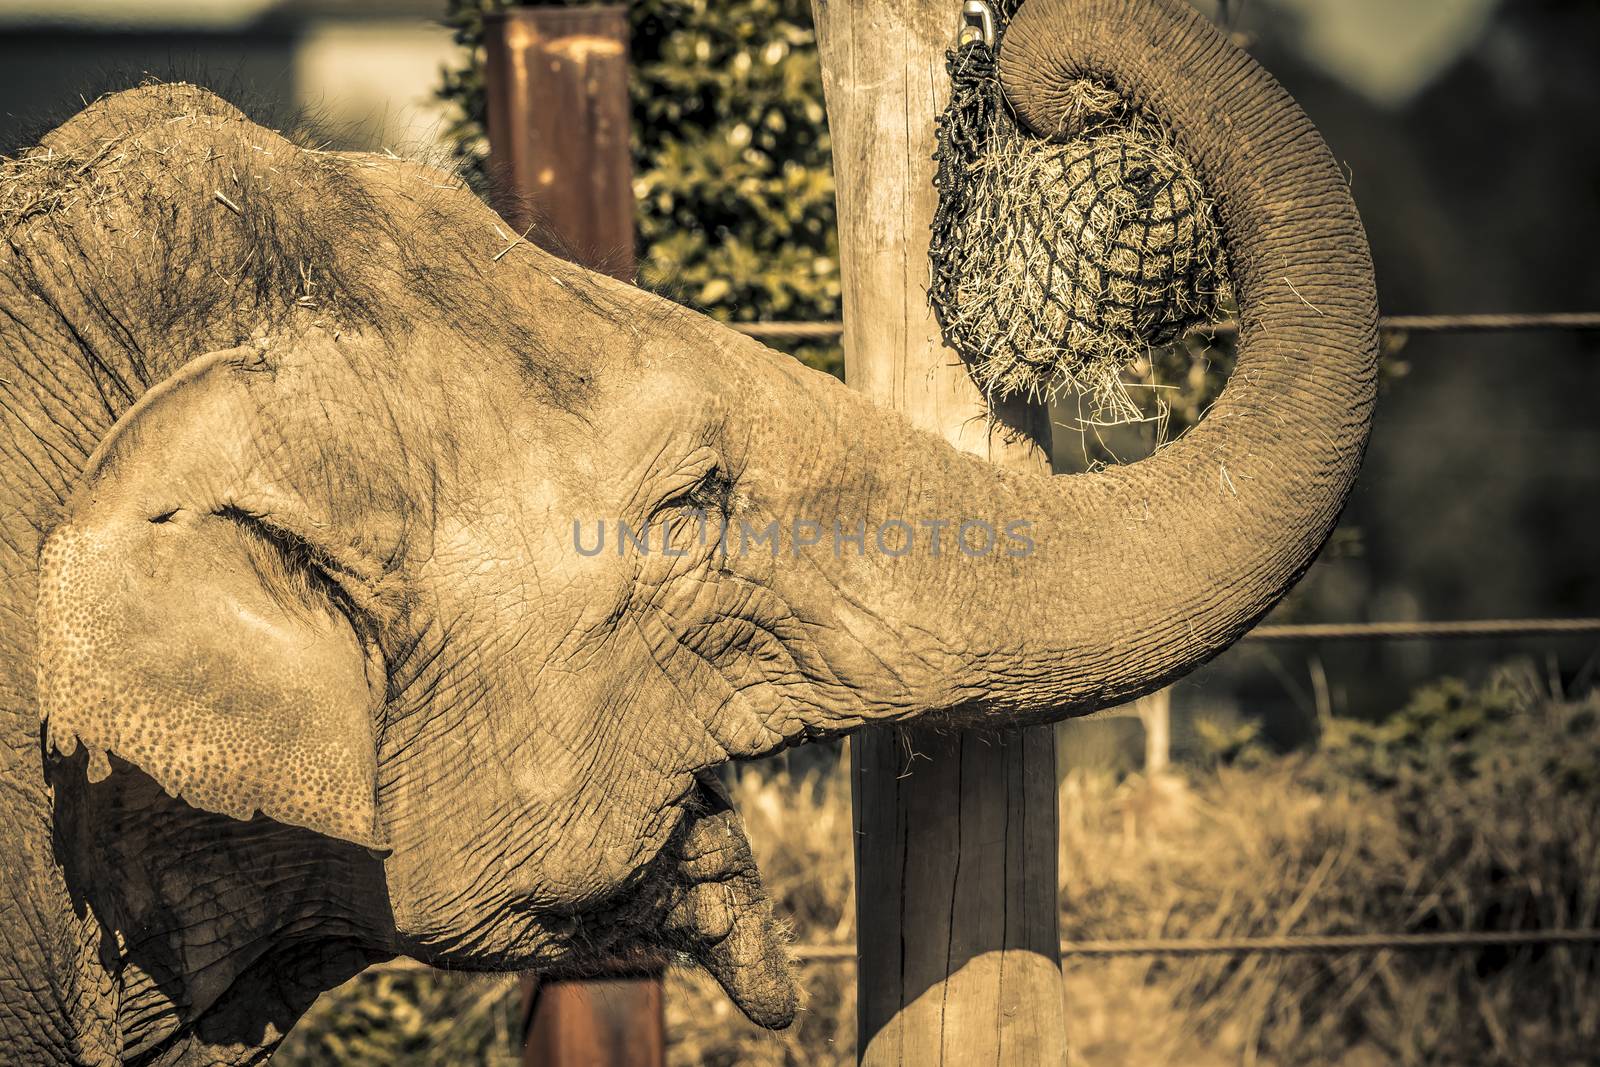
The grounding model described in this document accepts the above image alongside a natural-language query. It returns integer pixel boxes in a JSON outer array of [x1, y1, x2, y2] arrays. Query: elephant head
[[9, 0, 1374, 1059]]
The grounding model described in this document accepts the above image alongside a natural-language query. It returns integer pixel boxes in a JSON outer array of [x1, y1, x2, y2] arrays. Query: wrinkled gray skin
[[0, 1, 1376, 1062]]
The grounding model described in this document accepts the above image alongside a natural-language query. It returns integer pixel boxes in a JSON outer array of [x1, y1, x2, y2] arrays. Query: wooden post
[[809, 1, 1069, 1063], [482, 10, 664, 1067], [1138, 688, 1172, 776]]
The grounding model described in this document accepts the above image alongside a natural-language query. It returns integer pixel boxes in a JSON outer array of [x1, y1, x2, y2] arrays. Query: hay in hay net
[[929, 37, 1231, 420]]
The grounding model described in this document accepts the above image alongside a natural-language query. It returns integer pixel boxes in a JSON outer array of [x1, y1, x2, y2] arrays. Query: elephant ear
[[35, 347, 387, 850]]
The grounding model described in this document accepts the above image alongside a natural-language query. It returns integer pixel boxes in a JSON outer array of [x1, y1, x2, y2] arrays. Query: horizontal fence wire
[[729, 311, 1600, 341], [728, 321, 847, 340], [1371, 312, 1600, 334], [1245, 618, 1600, 642], [787, 928, 1600, 963], [363, 928, 1600, 979], [725, 317, 1600, 646]]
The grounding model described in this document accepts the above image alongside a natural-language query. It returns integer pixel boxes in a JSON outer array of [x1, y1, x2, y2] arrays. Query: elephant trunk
[[986, 0, 1380, 703], [709, 0, 1377, 744]]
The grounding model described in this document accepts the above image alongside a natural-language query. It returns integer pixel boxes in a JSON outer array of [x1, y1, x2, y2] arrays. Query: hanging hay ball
[[930, 76, 1231, 418]]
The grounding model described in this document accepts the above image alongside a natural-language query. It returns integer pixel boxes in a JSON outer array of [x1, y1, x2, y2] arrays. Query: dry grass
[[281, 671, 1600, 1066], [1053, 666, 1600, 1066]]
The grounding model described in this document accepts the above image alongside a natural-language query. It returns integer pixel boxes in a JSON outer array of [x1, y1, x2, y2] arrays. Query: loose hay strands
[[0, 143, 125, 232]]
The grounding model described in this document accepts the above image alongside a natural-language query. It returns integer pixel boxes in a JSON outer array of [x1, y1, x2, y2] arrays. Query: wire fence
[[1246, 617, 1600, 642], [789, 928, 1600, 962], [726, 314, 1600, 650], [366, 927, 1600, 981], [729, 311, 1600, 341]]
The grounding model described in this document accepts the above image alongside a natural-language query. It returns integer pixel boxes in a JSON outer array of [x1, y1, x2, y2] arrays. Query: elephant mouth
[[549, 773, 798, 1028], [650, 772, 799, 1028]]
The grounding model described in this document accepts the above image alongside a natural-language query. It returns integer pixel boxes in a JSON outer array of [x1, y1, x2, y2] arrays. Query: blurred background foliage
[[438, 0, 842, 376]]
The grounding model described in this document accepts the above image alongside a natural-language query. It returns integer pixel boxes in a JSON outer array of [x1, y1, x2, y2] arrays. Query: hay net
[[928, 0, 1231, 419]]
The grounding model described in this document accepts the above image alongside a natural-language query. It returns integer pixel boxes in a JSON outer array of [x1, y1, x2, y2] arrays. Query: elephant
[[0, 0, 1375, 1061]]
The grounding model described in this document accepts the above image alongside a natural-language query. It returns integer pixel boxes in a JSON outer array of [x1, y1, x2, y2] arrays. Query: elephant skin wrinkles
[[0, 0, 1377, 1057]]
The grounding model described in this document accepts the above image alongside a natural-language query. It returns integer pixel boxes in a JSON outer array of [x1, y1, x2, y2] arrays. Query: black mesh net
[[928, 7, 1230, 416]]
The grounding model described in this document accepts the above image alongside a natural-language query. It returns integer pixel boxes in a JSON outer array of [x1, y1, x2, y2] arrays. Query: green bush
[[1321, 664, 1599, 793], [278, 968, 522, 1066], [438, 0, 842, 376]]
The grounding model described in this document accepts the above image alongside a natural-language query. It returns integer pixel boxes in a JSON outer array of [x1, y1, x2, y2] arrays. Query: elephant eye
[[682, 465, 736, 516]]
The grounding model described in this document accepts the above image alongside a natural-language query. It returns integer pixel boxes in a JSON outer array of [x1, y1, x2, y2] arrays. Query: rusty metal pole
[[484, 6, 637, 280], [482, 10, 664, 1067], [520, 973, 665, 1067]]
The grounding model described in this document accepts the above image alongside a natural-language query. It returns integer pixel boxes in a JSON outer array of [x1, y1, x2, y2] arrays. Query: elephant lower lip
[[679, 891, 798, 1029], [659, 776, 799, 1028], [528, 776, 799, 1025]]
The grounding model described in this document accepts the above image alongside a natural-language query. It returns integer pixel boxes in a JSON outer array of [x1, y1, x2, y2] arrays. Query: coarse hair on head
[[2, 79, 596, 414]]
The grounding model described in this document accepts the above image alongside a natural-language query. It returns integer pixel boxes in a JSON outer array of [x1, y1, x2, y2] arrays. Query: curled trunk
[[710, 0, 1378, 738]]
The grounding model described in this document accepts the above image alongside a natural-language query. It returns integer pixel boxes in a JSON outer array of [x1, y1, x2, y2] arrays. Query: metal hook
[[957, 0, 996, 48]]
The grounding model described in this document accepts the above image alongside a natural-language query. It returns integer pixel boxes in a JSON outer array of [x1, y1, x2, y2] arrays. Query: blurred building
[[0, 0, 461, 154]]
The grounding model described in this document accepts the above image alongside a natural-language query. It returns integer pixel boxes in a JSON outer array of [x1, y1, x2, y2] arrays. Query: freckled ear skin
[[36, 517, 385, 848]]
